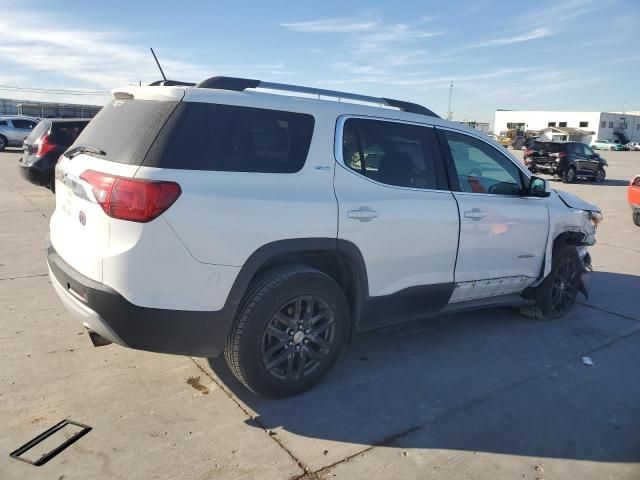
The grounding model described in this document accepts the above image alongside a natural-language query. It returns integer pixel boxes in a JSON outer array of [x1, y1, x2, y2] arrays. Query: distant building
[[494, 110, 640, 144], [0, 98, 102, 119], [458, 120, 491, 134]]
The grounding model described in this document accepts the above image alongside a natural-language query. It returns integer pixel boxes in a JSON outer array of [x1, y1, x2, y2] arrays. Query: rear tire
[[520, 244, 581, 321], [224, 265, 350, 398], [633, 211, 640, 227], [562, 166, 576, 183], [0, 135, 7, 152]]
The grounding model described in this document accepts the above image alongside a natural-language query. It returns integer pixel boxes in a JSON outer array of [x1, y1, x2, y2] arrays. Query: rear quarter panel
[[137, 112, 339, 267]]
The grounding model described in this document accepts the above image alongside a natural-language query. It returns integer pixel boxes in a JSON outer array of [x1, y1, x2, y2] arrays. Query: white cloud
[[521, 0, 615, 25], [459, 28, 552, 51], [317, 67, 536, 88], [0, 8, 293, 105], [281, 18, 380, 33]]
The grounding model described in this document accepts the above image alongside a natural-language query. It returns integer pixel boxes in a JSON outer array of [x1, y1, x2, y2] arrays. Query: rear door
[[11, 119, 38, 143], [437, 128, 548, 301], [334, 116, 459, 324]]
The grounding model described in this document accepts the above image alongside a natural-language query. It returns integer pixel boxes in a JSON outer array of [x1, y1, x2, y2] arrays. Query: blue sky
[[0, 0, 638, 121]]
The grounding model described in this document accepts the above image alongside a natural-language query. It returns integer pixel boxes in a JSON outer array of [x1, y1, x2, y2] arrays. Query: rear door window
[[341, 118, 440, 189], [145, 103, 315, 173], [12, 119, 38, 129]]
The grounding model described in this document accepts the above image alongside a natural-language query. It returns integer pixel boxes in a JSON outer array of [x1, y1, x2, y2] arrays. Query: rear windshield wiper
[[65, 145, 106, 159]]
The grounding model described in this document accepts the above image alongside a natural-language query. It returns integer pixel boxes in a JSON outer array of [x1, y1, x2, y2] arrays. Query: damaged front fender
[[533, 190, 599, 289]]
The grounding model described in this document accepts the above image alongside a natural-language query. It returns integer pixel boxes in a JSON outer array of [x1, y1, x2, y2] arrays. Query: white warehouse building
[[494, 110, 640, 145]]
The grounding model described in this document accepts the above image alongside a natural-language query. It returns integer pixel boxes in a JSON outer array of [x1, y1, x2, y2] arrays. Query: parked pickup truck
[[47, 77, 602, 397]]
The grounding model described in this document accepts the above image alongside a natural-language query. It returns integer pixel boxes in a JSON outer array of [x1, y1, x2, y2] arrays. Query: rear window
[[70, 99, 179, 165], [25, 120, 51, 142], [532, 142, 562, 153], [50, 121, 89, 146], [144, 102, 315, 173]]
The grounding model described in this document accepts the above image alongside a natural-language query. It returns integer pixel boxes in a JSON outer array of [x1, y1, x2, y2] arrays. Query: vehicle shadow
[[207, 271, 640, 463]]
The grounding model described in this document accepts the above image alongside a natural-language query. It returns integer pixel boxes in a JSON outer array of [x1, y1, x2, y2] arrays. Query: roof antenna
[[150, 47, 167, 82]]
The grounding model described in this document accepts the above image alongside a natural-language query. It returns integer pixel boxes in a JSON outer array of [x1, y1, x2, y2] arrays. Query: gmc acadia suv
[[48, 77, 602, 397]]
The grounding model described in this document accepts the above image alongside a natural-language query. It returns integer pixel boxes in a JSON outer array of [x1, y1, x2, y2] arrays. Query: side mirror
[[528, 176, 550, 197]]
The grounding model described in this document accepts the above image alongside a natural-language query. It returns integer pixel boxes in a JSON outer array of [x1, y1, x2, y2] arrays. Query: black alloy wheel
[[260, 295, 336, 381]]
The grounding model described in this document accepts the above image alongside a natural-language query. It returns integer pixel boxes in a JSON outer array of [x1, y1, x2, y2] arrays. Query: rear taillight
[[36, 134, 56, 157], [80, 170, 181, 223], [556, 151, 567, 158]]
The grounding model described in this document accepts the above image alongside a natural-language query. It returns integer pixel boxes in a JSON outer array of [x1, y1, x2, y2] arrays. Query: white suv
[[48, 77, 601, 397]]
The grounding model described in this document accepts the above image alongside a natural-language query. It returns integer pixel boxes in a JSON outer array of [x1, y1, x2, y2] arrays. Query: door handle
[[347, 207, 379, 221], [464, 208, 487, 220]]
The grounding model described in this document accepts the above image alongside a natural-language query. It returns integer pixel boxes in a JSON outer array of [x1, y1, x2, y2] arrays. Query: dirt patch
[[186, 376, 210, 394]]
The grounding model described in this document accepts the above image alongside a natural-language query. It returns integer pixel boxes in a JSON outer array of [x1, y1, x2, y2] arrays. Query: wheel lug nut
[[295, 345, 300, 351], [305, 329, 310, 334], [288, 341, 293, 346], [288, 331, 294, 336], [303, 339, 309, 345]]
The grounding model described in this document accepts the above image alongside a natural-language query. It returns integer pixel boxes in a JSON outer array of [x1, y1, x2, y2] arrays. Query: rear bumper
[[19, 160, 50, 187], [47, 244, 235, 357]]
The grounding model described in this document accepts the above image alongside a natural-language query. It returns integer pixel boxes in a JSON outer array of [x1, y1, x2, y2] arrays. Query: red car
[[629, 175, 640, 226]]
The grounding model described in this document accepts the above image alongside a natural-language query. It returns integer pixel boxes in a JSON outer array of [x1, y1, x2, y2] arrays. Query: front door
[[437, 128, 549, 302], [576, 143, 600, 175]]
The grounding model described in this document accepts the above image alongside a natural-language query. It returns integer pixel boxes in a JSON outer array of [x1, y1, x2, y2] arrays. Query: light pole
[[447, 81, 453, 121]]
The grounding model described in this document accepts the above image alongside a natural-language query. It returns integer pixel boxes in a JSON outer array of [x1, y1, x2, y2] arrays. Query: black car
[[18, 118, 90, 191], [523, 141, 607, 183]]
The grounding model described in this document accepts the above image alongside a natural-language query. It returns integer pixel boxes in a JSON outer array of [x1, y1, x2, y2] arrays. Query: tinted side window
[[12, 119, 37, 129], [0, 120, 7, 126], [342, 118, 439, 189], [442, 130, 523, 196], [145, 103, 315, 173], [50, 122, 89, 146]]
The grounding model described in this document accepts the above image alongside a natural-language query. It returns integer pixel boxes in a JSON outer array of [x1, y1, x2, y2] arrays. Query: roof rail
[[149, 80, 196, 87], [195, 76, 440, 118]]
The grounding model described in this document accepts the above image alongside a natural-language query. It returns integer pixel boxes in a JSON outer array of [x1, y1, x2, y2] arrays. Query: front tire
[[633, 211, 640, 227], [520, 244, 581, 321], [224, 265, 350, 398], [562, 166, 576, 183], [594, 168, 606, 183], [0, 135, 7, 152]]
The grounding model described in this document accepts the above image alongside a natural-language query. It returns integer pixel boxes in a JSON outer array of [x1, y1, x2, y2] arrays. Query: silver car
[[0, 116, 40, 151]]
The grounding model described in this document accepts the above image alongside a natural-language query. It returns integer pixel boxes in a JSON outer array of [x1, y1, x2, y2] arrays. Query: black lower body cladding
[[47, 245, 235, 357]]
